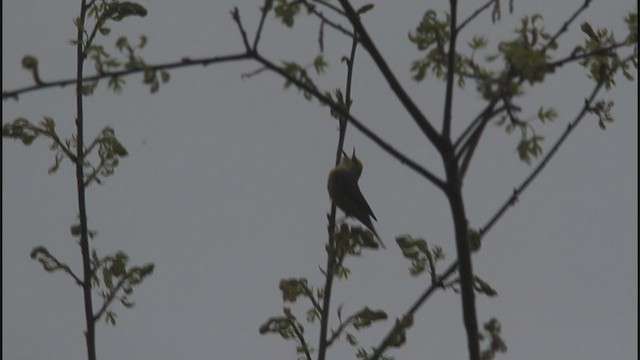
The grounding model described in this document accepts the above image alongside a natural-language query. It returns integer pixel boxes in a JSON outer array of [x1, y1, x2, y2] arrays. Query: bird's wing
[[331, 171, 377, 221], [354, 186, 377, 221]]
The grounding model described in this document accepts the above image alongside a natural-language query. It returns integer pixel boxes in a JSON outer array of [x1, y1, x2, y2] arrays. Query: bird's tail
[[365, 221, 386, 249]]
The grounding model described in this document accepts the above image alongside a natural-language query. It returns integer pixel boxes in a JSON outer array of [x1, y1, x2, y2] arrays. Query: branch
[[2, 53, 252, 100], [370, 52, 632, 360], [85, 11, 109, 54], [31, 248, 85, 286], [319, 33, 358, 360], [337, 0, 444, 150], [48, 131, 78, 163], [368, 270, 449, 360], [302, 0, 355, 39], [312, 0, 347, 16], [326, 312, 358, 346], [83, 157, 107, 187], [302, 284, 322, 314], [75, 2, 97, 360], [92, 274, 130, 322], [289, 317, 313, 360], [457, 102, 502, 179], [442, 0, 459, 138], [441, 2, 481, 359], [454, 100, 503, 152], [542, 0, 592, 52], [456, 0, 498, 33], [252, 0, 272, 51], [479, 61, 624, 237], [547, 42, 628, 70]]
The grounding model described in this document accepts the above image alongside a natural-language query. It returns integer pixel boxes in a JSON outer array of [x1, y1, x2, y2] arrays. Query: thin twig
[[289, 318, 313, 360], [319, 34, 358, 360], [442, 0, 460, 138], [326, 312, 358, 346], [46, 253, 85, 286], [312, 0, 347, 16], [456, 0, 498, 33], [458, 103, 499, 179], [548, 42, 627, 70], [231, 7, 252, 51], [2, 53, 252, 100], [303, 0, 355, 39], [542, 0, 592, 52], [48, 131, 79, 163], [252, 0, 272, 51], [454, 101, 503, 152], [92, 273, 132, 321], [302, 284, 322, 314]]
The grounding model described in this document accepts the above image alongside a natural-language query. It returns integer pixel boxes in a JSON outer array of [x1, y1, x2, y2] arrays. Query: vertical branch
[[443, 169, 480, 360], [443, 1, 480, 359], [319, 35, 359, 360], [75, 1, 97, 360], [441, 0, 458, 139]]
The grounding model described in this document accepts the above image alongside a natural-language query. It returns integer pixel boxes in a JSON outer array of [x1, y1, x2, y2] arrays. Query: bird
[[327, 148, 386, 249]]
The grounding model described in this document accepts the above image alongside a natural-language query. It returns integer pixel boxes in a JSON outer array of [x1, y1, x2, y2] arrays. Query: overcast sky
[[2, 1, 637, 360]]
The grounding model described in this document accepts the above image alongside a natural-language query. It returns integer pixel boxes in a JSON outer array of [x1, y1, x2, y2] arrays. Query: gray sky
[[2, 1, 637, 360]]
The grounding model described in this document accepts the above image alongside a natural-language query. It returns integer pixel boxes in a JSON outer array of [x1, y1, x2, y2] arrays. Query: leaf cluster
[[479, 318, 507, 360], [2, 117, 129, 186], [281, 56, 327, 100], [71, 1, 170, 94], [90, 249, 155, 325]]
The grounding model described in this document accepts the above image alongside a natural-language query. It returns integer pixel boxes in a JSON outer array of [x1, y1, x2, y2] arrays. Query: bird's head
[[340, 147, 363, 179]]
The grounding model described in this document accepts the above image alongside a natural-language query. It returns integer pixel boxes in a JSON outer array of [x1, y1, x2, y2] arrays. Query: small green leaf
[[70, 224, 81, 237], [98, 26, 111, 35], [160, 70, 170, 83], [313, 55, 327, 74], [356, 4, 374, 15]]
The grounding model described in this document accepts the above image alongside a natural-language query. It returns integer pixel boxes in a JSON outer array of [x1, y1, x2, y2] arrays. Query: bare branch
[[252, 0, 273, 51], [457, 103, 500, 179], [231, 7, 252, 51], [312, 0, 347, 16], [442, 0, 460, 138], [542, 0, 592, 52], [303, 0, 355, 39], [301, 284, 322, 314], [456, 0, 498, 33]]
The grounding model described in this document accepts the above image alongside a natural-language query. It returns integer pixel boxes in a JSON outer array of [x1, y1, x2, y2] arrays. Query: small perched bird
[[327, 149, 385, 248]]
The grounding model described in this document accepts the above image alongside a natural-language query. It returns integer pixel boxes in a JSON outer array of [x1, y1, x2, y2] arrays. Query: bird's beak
[[352, 147, 356, 158]]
